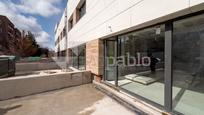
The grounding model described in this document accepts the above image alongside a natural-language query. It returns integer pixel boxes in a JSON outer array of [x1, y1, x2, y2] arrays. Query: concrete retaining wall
[[16, 62, 60, 72], [0, 71, 92, 100]]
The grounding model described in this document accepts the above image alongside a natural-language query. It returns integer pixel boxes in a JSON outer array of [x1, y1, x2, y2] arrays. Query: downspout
[[65, 7, 69, 71]]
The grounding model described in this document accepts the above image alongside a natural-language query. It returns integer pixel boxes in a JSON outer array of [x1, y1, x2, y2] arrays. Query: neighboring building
[[14, 28, 21, 40], [54, 9, 67, 57], [55, 0, 204, 114], [0, 15, 21, 54]]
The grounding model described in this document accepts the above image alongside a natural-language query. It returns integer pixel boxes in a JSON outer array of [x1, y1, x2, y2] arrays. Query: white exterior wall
[[55, 44, 59, 52], [59, 37, 66, 51], [54, 10, 66, 52], [66, 0, 204, 48]]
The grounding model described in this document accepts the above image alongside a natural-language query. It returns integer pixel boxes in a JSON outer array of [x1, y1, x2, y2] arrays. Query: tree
[[8, 30, 51, 58], [34, 47, 49, 57], [9, 31, 39, 57], [20, 31, 39, 57]]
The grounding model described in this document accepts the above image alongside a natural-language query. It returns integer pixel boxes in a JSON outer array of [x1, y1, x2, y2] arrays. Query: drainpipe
[[65, 7, 68, 71]]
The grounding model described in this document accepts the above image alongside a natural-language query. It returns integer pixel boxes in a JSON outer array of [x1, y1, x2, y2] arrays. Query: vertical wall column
[[86, 39, 104, 82], [164, 22, 173, 112]]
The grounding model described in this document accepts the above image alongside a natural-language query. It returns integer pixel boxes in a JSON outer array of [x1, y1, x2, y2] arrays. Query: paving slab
[[0, 84, 136, 115]]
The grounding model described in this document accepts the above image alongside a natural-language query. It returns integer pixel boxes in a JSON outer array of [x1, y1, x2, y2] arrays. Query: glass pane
[[105, 40, 117, 85], [70, 45, 86, 70], [79, 1, 86, 18], [71, 47, 79, 68], [172, 14, 204, 114], [78, 45, 86, 70], [118, 25, 165, 105]]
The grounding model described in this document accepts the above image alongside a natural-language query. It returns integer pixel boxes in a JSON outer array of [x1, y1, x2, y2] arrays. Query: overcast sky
[[0, 0, 67, 49]]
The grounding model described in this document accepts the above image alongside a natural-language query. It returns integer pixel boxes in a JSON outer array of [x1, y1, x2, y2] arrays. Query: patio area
[[0, 84, 136, 115], [116, 70, 204, 115]]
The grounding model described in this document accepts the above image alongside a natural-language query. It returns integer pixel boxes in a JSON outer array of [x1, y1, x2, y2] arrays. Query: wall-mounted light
[[108, 26, 112, 32]]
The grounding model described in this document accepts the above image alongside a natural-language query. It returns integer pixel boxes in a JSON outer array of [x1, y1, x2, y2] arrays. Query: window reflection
[[117, 25, 165, 105], [70, 44, 86, 70], [105, 40, 117, 85], [173, 14, 204, 115]]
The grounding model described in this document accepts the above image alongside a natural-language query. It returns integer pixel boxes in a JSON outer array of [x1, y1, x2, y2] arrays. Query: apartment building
[[0, 15, 21, 54], [55, 0, 204, 114]]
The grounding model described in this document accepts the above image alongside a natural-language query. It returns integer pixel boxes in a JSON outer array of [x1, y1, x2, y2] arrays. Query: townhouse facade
[[55, 0, 204, 114], [54, 10, 67, 57]]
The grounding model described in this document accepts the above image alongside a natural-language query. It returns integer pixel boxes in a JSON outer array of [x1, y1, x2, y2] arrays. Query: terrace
[[0, 84, 135, 115], [0, 57, 142, 115]]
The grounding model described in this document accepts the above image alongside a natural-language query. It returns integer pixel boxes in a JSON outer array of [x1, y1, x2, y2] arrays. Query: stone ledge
[[93, 81, 170, 115]]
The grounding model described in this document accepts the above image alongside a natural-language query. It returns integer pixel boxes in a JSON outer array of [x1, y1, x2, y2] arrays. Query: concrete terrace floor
[[0, 84, 136, 115]]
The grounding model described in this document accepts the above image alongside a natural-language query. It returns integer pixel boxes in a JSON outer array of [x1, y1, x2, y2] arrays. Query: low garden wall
[[0, 71, 92, 100], [16, 62, 61, 72]]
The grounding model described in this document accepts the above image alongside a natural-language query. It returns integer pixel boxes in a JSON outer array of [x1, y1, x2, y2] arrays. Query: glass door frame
[[104, 38, 118, 87], [103, 23, 172, 112], [103, 24, 170, 110], [103, 11, 204, 114]]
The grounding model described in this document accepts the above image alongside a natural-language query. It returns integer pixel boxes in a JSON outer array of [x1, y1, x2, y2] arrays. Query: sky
[[0, 0, 67, 49]]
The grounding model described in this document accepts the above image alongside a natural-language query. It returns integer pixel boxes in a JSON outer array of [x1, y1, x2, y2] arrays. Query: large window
[[68, 17, 73, 31], [79, 1, 86, 19], [104, 12, 204, 114], [118, 25, 165, 105], [63, 27, 66, 37], [78, 45, 86, 70], [70, 44, 86, 70], [68, 0, 86, 31], [172, 14, 204, 115], [105, 25, 165, 105]]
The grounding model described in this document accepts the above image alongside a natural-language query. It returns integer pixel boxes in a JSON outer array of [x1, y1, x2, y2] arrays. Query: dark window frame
[[68, 17, 73, 31], [70, 44, 86, 70], [63, 27, 66, 37], [79, 1, 86, 19]]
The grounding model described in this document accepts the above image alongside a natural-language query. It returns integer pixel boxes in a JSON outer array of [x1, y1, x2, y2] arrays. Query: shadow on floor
[[0, 105, 22, 115]]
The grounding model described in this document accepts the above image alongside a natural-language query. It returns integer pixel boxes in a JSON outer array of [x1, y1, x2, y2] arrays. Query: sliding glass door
[[105, 39, 117, 85], [104, 25, 165, 105], [104, 12, 204, 114], [172, 13, 204, 115], [118, 25, 165, 105]]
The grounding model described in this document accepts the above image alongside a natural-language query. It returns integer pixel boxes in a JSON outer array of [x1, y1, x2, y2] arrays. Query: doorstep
[[93, 81, 170, 115]]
